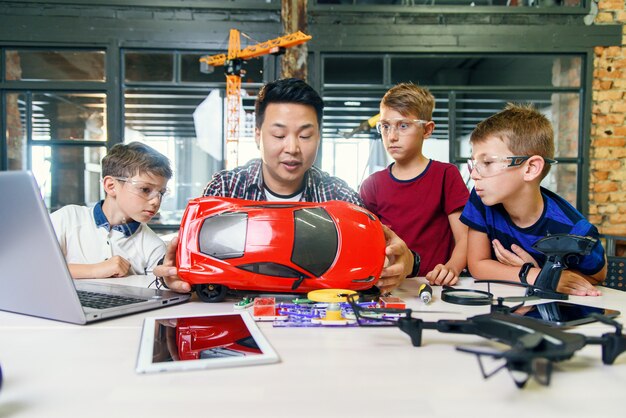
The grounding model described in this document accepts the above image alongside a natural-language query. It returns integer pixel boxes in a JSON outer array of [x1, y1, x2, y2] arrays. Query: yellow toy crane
[[200, 29, 312, 169], [340, 114, 380, 139]]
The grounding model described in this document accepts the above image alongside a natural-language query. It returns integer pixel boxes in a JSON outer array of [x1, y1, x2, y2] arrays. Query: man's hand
[[378, 225, 413, 294], [97, 256, 131, 278], [425, 264, 459, 286], [492, 239, 539, 268], [153, 236, 191, 293]]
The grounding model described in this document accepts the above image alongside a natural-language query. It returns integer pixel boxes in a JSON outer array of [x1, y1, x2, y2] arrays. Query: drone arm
[[584, 315, 626, 364], [398, 318, 479, 347], [398, 317, 426, 347], [596, 334, 626, 365]]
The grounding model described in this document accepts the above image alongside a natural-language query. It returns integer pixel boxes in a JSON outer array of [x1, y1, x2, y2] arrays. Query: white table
[[1, 277, 625, 418]]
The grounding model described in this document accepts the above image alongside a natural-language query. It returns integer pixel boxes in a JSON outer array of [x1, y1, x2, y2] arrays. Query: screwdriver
[[418, 283, 433, 304]]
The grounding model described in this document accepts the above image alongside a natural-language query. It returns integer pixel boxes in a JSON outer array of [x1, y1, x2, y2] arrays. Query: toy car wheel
[[195, 284, 228, 303], [359, 286, 381, 301]]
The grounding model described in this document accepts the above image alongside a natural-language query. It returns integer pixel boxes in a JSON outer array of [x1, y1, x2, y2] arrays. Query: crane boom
[[200, 30, 312, 67]]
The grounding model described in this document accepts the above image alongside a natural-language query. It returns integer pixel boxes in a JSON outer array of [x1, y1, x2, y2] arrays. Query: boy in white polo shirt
[[50, 142, 172, 279]]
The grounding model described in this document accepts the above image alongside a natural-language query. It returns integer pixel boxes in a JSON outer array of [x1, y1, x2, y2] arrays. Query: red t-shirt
[[359, 160, 469, 276]]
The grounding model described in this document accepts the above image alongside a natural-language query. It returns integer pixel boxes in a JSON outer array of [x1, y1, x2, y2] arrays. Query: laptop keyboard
[[77, 290, 146, 310]]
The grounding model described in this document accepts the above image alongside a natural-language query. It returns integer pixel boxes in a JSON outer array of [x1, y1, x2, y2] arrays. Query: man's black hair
[[254, 78, 324, 129]]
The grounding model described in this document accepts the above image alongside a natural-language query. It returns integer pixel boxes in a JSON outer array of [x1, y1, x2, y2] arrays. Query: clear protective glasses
[[467, 155, 557, 178], [114, 177, 169, 201], [375, 118, 428, 136]]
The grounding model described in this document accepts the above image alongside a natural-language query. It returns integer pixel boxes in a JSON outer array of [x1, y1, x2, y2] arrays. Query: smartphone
[[512, 302, 620, 327]]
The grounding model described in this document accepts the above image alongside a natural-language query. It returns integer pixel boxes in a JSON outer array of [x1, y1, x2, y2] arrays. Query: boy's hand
[[425, 264, 459, 286], [98, 256, 131, 278], [378, 225, 413, 294], [152, 236, 191, 293], [557, 270, 602, 296], [492, 240, 539, 268]]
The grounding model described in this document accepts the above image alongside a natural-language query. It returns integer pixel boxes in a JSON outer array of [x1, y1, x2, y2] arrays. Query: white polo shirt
[[50, 204, 166, 276]]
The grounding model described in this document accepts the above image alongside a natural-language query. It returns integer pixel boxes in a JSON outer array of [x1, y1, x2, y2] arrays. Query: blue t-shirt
[[460, 187, 605, 275]]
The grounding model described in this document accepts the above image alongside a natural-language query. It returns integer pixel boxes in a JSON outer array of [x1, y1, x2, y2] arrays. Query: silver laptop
[[0, 171, 190, 324]]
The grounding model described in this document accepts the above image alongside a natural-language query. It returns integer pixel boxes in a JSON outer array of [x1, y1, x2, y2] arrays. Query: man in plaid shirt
[[156, 78, 416, 294]]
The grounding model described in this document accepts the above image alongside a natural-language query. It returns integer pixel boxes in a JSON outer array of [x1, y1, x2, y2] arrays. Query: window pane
[[31, 93, 107, 141], [181, 53, 225, 83], [124, 89, 225, 225], [321, 91, 387, 189], [5, 50, 105, 82], [241, 57, 264, 84], [32, 145, 106, 211], [323, 91, 383, 140], [324, 57, 383, 85], [551, 93, 580, 159], [124, 52, 173, 82], [5, 92, 27, 170], [453, 92, 579, 159], [391, 55, 581, 88], [546, 162, 578, 206]]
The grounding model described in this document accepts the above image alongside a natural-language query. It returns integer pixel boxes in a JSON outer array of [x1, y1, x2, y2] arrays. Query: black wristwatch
[[409, 250, 421, 277], [518, 262, 534, 285]]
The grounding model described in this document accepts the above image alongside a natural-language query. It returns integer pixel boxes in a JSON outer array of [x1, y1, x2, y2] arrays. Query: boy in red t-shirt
[[360, 83, 469, 286]]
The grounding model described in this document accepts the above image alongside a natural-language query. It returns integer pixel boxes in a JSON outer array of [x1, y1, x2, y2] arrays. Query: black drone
[[348, 234, 626, 388], [346, 233, 622, 388], [349, 298, 626, 388]]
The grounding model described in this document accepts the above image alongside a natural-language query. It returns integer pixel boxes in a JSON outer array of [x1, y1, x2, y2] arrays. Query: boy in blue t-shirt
[[460, 104, 606, 296]]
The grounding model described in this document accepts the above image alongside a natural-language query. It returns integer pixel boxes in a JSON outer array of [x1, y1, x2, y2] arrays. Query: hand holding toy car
[[153, 236, 191, 293]]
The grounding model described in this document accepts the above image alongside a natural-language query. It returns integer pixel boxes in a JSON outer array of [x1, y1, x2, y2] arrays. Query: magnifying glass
[[441, 286, 494, 306]]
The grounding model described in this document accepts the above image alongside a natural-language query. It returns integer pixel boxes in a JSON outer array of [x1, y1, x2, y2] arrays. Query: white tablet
[[136, 311, 280, 373]]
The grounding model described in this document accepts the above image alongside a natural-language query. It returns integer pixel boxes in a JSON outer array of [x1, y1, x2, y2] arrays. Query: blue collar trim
[[93, 201, 140, 237]]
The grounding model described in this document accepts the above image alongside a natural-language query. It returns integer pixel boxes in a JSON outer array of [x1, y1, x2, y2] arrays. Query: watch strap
[[518, 262, 534, 285], [409, 250, 421, 277]]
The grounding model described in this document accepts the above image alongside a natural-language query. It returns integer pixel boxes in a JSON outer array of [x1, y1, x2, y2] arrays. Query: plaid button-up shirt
[[203, 159, 363, 206]]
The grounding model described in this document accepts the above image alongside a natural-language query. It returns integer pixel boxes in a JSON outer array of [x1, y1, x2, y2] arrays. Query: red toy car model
[[177, 197, 386, 302], [176, 315, 262, 360]]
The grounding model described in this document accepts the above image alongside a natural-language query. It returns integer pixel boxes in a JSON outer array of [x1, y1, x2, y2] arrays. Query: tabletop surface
[[1, 276, 625, 418]]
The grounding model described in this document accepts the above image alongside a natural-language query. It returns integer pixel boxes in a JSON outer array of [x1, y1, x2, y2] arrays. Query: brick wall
[[591, 0, 626, 241]]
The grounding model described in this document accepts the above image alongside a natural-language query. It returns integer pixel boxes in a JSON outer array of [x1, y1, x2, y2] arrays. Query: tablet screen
[[512, 302, 620, 327], [136, 312, 279, 373]]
